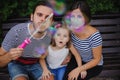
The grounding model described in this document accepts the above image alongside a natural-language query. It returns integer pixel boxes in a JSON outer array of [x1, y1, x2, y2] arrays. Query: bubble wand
[[18, 13, 53, 49]]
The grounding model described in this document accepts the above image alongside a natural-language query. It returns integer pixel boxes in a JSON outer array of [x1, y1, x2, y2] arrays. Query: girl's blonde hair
[[51, 22, 71, 48]]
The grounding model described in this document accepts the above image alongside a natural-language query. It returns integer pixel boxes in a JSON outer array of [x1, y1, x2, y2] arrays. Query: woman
[[63, 0, 103, 80]]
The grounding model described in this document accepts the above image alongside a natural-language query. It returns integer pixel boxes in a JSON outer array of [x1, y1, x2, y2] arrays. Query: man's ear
[[30, 14, 33, 21]]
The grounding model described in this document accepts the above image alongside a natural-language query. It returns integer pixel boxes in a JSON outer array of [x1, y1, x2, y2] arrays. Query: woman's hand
[[68, 67, 80, 80]]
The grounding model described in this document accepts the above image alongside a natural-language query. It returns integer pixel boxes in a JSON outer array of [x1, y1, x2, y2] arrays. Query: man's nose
[[41, 16, 46, 22]]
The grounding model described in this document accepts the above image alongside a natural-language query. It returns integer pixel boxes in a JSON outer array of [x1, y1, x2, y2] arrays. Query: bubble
[[54, 2, 66, 16], [65, 13, 85, 32], [33, 44, 47, 58], [48, 0, 66, 16], [48, 26, 57, 36], [33, 47, 45, 57]]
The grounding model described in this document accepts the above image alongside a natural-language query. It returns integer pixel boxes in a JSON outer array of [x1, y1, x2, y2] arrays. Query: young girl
[[40, 23, 82, 80]]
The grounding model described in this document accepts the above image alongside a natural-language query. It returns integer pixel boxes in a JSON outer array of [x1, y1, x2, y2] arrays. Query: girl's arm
[[39, 51, 51, 80]]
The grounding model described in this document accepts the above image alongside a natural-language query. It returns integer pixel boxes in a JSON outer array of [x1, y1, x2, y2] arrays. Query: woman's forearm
[[79, 57, 101, 72]]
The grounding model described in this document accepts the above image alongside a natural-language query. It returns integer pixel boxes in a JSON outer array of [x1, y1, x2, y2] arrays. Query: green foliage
[[0, 0, 42, 21], [87, 0, 119, 14], [0, 0, 119, 21], [0, 1, 18, 21], [15, 0, 39, 17]]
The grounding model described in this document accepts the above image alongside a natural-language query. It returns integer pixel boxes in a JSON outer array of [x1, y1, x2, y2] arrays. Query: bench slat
[[103, 47, 120, 53], [103, 40, 120, 47], [90, 18, 120, 25], [102, 34, 120, 40], [96, 26, 120, 32]]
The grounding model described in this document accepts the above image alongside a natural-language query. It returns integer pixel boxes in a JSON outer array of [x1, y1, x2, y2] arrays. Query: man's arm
[[0, 47, 12, 67], [0, 47, 23, 67]]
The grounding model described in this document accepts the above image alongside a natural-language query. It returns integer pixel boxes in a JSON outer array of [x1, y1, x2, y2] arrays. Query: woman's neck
[[74, 25, 90, 39]]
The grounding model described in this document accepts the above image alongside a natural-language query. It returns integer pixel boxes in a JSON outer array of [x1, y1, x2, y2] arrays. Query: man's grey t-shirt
[[2, 23, 52, 58]]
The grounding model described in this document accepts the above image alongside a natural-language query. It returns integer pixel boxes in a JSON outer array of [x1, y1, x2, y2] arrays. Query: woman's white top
[[46, 46, 69, 69]]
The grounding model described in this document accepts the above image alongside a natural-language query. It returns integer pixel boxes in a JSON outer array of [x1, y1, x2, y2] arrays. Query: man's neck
[[29, 23, 46, 39]]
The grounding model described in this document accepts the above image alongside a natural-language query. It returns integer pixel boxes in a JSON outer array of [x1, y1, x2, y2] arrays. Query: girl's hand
[[41, 69, 52, 80], [61, 54, 71, 65], [81, 70, 87, 79], [68, 67, 80, 80]]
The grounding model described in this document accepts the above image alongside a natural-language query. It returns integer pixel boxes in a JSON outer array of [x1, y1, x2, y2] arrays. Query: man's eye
[[37, 13, 42, 17]]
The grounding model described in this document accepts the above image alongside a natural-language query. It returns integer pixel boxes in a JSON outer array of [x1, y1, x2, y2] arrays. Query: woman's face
[[70, 8, 85, 32]]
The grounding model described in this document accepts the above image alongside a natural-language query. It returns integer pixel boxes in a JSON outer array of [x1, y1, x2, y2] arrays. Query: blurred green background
[[0, 0, 120, 43], [0, 0, 120, 21]]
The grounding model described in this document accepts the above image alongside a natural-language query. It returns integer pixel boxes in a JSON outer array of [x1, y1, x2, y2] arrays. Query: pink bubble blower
[[18, 13, 53, 49]]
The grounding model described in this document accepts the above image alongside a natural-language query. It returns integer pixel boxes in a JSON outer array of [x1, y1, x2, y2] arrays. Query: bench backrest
[[90, 14, 120, 72], [1, 14, 120, 73]]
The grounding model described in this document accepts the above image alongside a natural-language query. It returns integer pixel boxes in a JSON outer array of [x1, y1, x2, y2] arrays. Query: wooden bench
[[0, 14, 120, 80], [90, 14, 120, 79]]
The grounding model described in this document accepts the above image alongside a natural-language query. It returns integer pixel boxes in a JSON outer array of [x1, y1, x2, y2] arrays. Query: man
[[0, 1, 54, 80]]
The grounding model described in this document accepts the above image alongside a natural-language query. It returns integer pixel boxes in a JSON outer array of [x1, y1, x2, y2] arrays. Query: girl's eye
[[64, 35, 68, 38], [56, 33, 60, 36]]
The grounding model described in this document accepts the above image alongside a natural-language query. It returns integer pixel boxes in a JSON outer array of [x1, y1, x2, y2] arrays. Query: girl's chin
[[57, 45, 65, 49]]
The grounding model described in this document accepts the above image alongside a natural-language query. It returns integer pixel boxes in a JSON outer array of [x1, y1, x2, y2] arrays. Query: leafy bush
[[0, 0, 119, 21], [87, 0, 120, 14]]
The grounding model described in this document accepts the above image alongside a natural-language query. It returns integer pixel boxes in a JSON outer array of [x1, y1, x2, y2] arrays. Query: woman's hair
[[51, 23, 71, 48], [70, 0, 91, 24]]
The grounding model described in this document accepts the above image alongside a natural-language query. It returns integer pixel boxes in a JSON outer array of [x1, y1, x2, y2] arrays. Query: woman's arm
[[70, 44, 82, 67], [68, 44, 85, 80], [78, 46, 102, 71], [68, 46, 102, 80]]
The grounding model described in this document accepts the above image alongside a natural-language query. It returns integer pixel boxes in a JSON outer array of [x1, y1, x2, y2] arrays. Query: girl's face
[[54, 28, 70, 49]]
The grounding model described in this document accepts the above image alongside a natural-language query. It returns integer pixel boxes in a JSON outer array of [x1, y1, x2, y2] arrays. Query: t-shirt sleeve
[[2, 27, 18, 51], [91, 32, 102, 48]]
